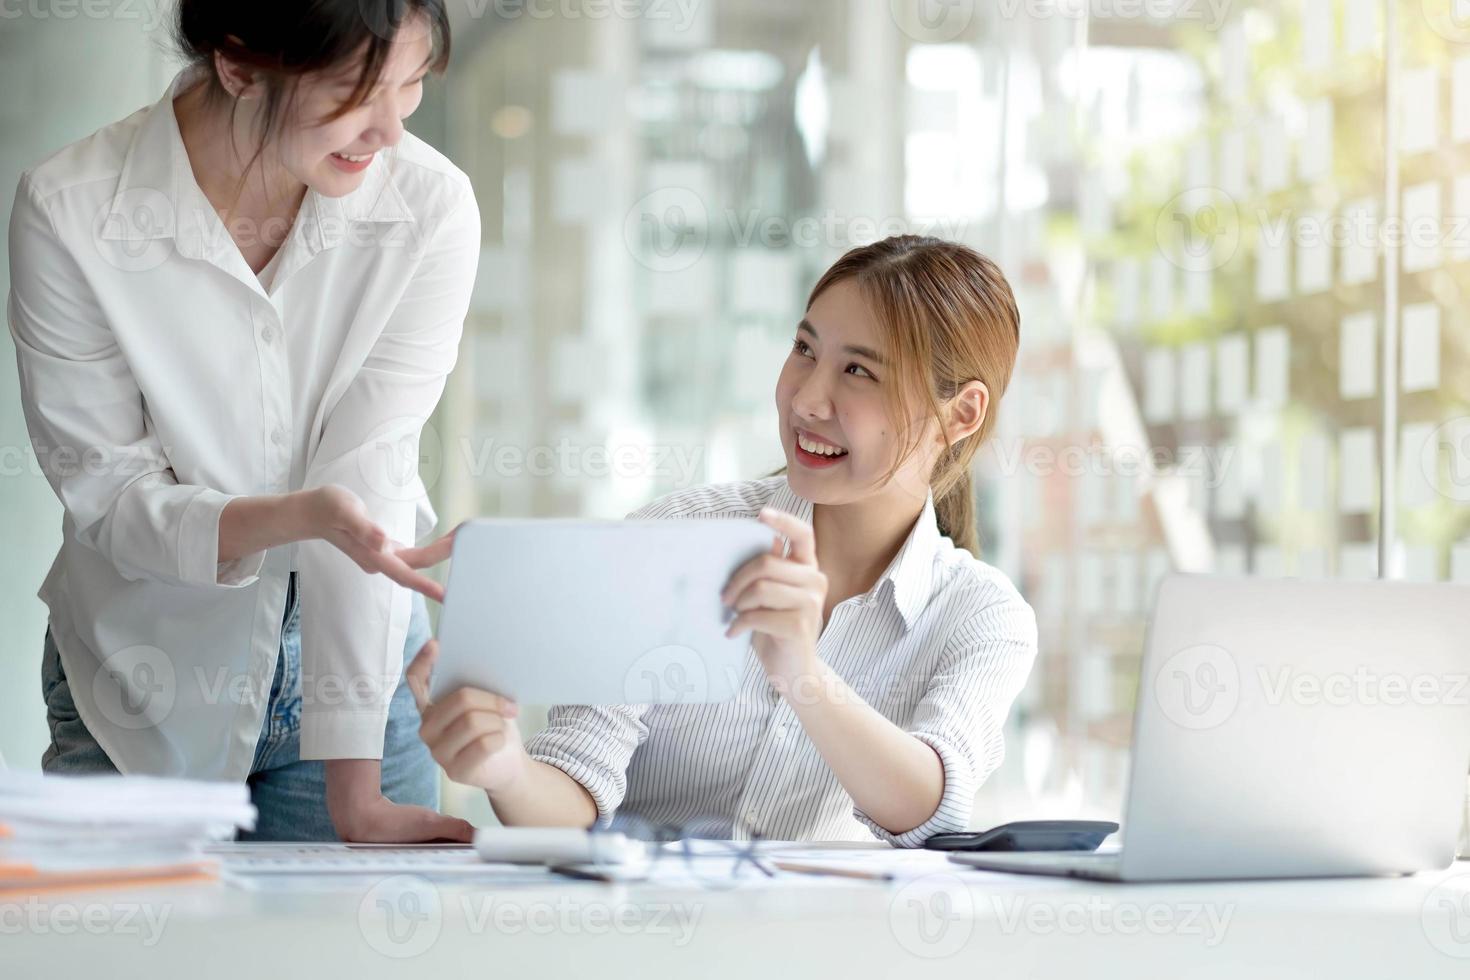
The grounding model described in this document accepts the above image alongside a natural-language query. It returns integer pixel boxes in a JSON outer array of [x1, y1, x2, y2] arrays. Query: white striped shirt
[[523, 476, 1038, 847]]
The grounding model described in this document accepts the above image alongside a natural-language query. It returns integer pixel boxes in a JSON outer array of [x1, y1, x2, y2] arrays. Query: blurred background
[[2, 1, 1467, 830]]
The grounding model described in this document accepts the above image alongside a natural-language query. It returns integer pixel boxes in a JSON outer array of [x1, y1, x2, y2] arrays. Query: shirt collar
[[100, 68, 414, 265], [770, 476, 941, 632]]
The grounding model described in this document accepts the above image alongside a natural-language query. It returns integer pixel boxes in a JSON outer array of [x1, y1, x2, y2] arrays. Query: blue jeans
[[40, 574, 439, 841]]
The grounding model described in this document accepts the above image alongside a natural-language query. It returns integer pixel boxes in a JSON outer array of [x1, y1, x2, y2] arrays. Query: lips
[[328, 150, 375, 174], [793, 427, 848, 469]]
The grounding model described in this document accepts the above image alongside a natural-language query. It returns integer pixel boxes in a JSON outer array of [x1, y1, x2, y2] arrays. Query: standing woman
[[8, 1, 477, 841]]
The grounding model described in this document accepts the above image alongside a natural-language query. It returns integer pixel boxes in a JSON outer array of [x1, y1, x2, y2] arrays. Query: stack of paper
[[0, 771, 256, 894]]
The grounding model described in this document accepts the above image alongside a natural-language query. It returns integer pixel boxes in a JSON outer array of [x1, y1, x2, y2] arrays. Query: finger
[[758, 508, 816, 565], [355, 805, 474, 844], [417, 812, 475, 844], [339, 508, 388, 553], [406, 638, 438, 713], [372, 551, 447, 603], [444, 733, 508, 783], [420, 687, 519, 742], [432, 709, 510, 762], [395, 523, 463, 570], [731, 580, 811, 615], [721, 553, 820, 605], [725, 608, 802, 639]]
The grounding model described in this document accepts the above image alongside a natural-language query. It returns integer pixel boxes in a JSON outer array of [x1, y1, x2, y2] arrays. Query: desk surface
[[6, 846, 1470, 979]]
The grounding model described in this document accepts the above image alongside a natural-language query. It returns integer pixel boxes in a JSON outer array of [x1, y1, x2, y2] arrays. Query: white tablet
[[429, 518, 778, 705]]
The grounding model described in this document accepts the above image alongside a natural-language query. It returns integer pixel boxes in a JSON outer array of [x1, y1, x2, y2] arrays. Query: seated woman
[[408, 235, 1038, 845]]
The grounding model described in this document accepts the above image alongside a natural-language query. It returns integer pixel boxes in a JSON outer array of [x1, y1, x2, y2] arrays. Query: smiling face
[[265, 19, 433, 198], [776, 278, 943, 508]]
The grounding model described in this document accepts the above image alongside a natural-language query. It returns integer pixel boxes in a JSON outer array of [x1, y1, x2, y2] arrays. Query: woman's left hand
[[722, 508, 827, 691]]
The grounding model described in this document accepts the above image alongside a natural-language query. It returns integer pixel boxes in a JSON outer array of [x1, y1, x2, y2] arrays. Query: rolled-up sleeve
[[296, 181, 480, 761], [855, 591, 1038, 847], [524, 704, 651, 826], [8, 173, 261, 590]]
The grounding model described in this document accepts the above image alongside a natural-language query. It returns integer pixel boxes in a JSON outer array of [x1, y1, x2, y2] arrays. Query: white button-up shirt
[[7, 70, 479, 779], [525, 477, 1038, 846]]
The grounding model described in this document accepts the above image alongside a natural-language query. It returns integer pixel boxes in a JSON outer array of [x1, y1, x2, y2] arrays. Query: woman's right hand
[[220, 485, 448, 600], [407, 639, 529, 793], [304, 485, 446, 601]]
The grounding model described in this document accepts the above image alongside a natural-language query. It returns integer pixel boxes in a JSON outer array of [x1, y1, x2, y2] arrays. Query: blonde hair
[[804, 236, 1020, 555]]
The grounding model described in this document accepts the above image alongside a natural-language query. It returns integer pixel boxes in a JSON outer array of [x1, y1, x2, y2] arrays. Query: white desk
[[6, 848, 1470, 979]]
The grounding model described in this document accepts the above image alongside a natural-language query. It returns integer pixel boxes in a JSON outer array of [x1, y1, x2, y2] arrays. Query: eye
[[846, 363, 876, 380], [792, 338, 814, 358]]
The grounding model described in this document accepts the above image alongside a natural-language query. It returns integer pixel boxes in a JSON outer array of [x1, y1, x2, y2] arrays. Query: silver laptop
[[952, 574, 1470, 881]]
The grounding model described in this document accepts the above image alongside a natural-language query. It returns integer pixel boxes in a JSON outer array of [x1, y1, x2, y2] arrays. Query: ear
[[943, 380, 989, 445], [213, 45, 264, 100]]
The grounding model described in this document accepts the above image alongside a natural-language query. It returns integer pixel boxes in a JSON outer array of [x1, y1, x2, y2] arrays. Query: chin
[[313, 167, 367, 198]]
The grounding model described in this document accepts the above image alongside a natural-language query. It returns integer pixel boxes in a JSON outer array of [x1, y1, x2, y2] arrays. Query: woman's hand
[[407, 638, 529, 793], [324, 756, 476, 843], [217, 486, 448, 600], [722, 508, 827, 692]]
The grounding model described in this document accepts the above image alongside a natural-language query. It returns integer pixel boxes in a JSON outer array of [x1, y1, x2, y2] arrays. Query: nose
[[790, 369, 835, 422], [366, 95, 406, 149]]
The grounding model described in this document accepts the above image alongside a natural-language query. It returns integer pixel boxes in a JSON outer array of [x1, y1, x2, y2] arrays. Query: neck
[[810, 486, 927, 600], [173, 82, 305, 226]]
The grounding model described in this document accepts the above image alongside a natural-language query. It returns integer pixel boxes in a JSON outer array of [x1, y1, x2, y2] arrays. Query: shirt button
[[261, 326, 275, 343], [774, 724, 787, 739], [271, 427, 286, 447]]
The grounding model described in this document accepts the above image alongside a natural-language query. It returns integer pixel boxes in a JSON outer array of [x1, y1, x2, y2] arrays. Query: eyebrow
[[798, 319, 885, 365]]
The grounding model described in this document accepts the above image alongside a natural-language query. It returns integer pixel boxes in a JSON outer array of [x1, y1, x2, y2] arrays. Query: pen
[[771, 860, 894, 882]]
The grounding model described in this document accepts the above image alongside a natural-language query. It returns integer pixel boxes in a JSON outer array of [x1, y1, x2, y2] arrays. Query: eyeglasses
[[587, 814, 777, 889]]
